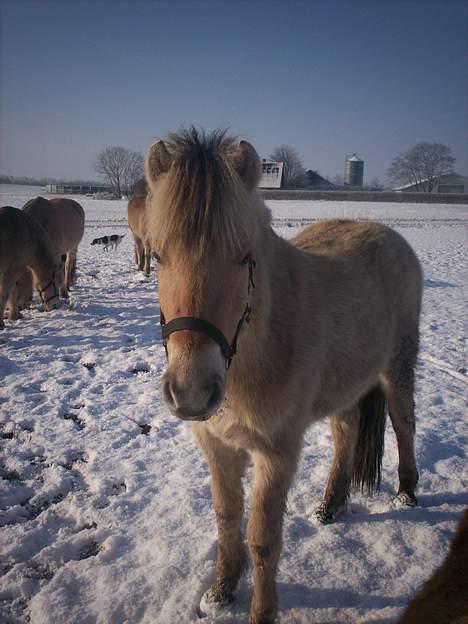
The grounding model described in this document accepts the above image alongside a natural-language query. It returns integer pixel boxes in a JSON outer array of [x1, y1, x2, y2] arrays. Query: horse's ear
[[145, 141, 173, 187], [232, 140, 262, 191]]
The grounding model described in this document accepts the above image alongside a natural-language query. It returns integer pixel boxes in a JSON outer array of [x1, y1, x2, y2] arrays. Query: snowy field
[[1, 184, 467, 624]]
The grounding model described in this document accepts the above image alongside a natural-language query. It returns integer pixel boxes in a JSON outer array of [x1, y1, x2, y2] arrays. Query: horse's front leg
[[248, 447, 299, 624], [7, 284, 22, 321], [193, 425, 248, 604]]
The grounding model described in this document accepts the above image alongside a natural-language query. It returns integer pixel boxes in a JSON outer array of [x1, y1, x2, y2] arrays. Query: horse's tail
[[352, 385, 387, 494]]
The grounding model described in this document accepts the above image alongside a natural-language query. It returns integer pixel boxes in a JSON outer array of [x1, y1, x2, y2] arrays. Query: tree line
[[268, 142, 456, 190], [2, 141, 456, 196]]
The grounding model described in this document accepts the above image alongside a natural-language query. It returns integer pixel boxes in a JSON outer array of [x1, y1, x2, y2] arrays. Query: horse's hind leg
[[133, 236, 144, 271], [69, 249, 77, 285], [143, 244, 151, 276], [64, 249, 77, 292], [382, 334, 419, 506], [0, 271, 17, 329], [193, 426, 248, 605], [315, 407, 359, 524]]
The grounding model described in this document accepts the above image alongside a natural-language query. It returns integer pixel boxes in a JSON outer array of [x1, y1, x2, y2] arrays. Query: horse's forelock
[[148, 128, 262, 260]]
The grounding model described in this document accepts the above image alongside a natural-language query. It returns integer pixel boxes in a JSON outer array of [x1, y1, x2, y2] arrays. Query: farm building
[[46, 183, 112, 195], [345, 154, 364, 186], [259, 159, 284, 188], [395, 172, 468, 193], [304, 170, 335, 189]]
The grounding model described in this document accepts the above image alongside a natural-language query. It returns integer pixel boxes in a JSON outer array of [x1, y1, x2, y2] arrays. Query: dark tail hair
[[352, 385, 387, 494]]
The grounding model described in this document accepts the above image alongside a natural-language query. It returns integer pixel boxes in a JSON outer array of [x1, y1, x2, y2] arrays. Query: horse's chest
[[207, 400, 280, 452]]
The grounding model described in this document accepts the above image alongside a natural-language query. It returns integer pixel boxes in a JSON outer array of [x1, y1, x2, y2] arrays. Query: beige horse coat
[[127, 180, 152, 275], [0, 206, 59, 329], [23, 197, 85, 297]]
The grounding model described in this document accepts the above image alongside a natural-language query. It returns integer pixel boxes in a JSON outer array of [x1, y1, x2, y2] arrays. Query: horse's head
[[33, 260, 63, 310], [145, 129, 269, 421]]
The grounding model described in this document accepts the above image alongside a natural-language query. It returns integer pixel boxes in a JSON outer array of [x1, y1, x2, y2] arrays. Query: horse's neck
[[31, 231, 54, 276], [231, 230, 312, 383]]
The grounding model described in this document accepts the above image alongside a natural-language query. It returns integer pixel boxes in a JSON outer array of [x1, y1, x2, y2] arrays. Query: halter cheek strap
[[38, 273, 57, 304], [160, 257, 255, 369]]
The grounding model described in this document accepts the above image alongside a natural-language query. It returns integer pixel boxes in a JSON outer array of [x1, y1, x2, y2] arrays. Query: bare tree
[[94, 146, 144, 198], [388, 142, 455, 192], [269, 145, 305, 187], [123, 151, 145, 198]]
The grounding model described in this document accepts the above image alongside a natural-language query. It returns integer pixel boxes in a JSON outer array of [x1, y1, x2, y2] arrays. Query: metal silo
[[345, 154, 364, 186]]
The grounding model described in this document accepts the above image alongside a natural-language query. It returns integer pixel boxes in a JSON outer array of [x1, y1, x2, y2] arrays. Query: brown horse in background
[[23, 197, 85, 298], [398, 508, 468, 624], [145, 129, 423, 623], [127, 179, 152, 275], [0, 206, 60, 329]]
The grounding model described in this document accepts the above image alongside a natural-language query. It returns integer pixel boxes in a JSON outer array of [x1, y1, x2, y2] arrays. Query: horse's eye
[[153, 252, 162, 264], [241, 254, 252, 266]]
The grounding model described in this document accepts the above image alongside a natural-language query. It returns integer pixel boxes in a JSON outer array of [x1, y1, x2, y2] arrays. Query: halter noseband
[[160, 256, 255, 369]]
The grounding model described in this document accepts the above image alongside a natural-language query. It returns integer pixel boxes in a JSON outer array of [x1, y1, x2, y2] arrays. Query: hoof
[[394, 491, 418, 507], [197, 584, 234, 619], [314, 500, 347, 524], [249, 607, 278, 623]]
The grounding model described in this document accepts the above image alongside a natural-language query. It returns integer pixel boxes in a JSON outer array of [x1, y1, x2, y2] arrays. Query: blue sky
[[1, 0, 466, 183]]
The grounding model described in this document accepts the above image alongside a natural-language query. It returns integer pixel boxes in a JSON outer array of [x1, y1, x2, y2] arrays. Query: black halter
[[38, 273, 57, 304], [160, 257, 255, 369]]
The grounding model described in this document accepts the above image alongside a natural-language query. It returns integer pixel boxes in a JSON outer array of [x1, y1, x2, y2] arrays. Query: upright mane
[[146, 127, 270, 261]]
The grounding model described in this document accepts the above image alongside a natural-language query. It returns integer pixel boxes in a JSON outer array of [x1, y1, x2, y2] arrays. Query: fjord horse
[[0, 206, 60, 329], [127, 179, 152, 275], [144, 129, 423, 623], [23, 197, 85, 297]]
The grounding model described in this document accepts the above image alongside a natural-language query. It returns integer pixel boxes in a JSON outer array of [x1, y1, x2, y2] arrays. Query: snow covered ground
[[1, 185, 467, 624]]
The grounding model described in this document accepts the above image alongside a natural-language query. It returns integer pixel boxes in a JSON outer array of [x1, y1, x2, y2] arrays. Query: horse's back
[[293, 219, 413, 259], [293, 219, 422, 321], [23, 196, 84, 253], [49, 198, 85, 239], [0, 206, 44, 269], [1, 205, 37, 244]]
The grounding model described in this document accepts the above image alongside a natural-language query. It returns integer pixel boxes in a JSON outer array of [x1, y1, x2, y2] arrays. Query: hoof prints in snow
[[24, 562, 55, 581], [79, 540, 102, 560], [62, 411, 86, 429], [131, 364, 151, 375], [0, 197, 467, 624], [139, 423, 152, 435]]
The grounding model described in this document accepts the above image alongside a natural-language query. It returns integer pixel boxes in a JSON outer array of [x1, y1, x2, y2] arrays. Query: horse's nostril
[[206, 380, 222, 411], [162, 377, 177, 409], [162, 372, 224, 419]]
